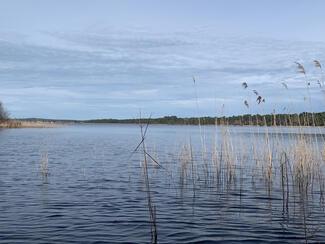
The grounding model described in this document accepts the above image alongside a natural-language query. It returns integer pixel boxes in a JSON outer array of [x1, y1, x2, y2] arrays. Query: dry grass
[[136, 116, 158, 244], [137, 59, 325, 243], [0, 120, 63, 128], [138, 60, 325, 199], [40, 151, 49, 178]]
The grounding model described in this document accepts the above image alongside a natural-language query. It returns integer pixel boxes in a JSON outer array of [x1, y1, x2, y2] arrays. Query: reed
[[135, 60, 325, 243], [135, 116, 158, 244], [0, 120, 61, 128], [40, 152, 49, 178], [0, 120, 22, 128]]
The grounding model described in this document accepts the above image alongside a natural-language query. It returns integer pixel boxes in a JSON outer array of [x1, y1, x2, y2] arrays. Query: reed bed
[[137, 60, 325, 243], [0, 120, 61, 128], [140, 125, 325, 243]]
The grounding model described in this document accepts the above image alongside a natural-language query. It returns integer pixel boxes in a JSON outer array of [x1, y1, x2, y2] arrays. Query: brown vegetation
[[0, 120, 62, 128]]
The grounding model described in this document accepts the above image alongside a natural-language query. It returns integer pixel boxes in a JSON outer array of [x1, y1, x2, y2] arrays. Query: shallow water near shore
[[1, 124, 325, 243]]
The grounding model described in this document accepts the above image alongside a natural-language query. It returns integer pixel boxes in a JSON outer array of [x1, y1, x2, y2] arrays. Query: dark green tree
[[0, 101, 9, 121]]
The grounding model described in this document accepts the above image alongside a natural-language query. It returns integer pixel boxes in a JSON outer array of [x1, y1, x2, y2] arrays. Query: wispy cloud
[[0, 28, 325, 119]]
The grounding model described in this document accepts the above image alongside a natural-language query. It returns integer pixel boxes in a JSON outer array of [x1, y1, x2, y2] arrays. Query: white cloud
[[0, 29, 325, 118]]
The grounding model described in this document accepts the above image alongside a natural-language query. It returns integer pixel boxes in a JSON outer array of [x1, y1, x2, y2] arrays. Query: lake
[[0, 124, 325, 243]]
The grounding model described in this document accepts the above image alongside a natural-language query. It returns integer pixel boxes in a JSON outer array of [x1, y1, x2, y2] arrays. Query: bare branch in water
[[133, 114, 152, 153], [145, 151, 164, 169]]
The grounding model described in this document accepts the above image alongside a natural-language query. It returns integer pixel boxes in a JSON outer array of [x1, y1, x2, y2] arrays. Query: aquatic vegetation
[[136, 59, 325, 243], [40, 151, 49, 178], [136, 116, 158, 244]]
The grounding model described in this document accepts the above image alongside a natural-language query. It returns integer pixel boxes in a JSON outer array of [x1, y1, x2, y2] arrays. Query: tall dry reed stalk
[[135, 59, 325, 243], [135, 116, 158, 244], [40, 152, 49, 178]]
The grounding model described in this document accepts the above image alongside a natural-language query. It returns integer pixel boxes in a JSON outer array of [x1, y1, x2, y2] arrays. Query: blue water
[[0, 124, 324, 243]]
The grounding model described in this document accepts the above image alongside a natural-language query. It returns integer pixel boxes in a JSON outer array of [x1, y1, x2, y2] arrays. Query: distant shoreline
[[0, 120, 65, 128], [9, 111, 325, 127]]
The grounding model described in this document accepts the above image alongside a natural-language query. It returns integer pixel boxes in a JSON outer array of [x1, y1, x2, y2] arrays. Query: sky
[[1, 0, 325, 119]]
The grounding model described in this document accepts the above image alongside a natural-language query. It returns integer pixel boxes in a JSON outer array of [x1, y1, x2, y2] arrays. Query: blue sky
[[0, 0, 325, 119]]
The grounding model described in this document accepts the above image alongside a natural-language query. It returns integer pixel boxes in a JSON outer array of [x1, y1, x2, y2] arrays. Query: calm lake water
[[1, 124, 325, 243]]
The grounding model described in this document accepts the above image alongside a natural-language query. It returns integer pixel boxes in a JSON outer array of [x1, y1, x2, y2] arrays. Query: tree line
[[84, 113, 325, 126], [0, 101, 9, 121]]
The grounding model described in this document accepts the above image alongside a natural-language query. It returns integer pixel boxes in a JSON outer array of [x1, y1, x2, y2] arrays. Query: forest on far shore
[[83, 112, 325, 126]]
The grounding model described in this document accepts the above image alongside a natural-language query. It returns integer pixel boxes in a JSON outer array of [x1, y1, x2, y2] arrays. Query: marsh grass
[[40, 152, 49, 179], [135, 115, 158, 244], [0, 120, 22, 128], [134, 60, 325, 243], [175, 62, 325, 200], [0, 120, 61, 128]]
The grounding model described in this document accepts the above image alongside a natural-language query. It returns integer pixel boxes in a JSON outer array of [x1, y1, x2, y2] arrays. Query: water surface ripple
[[0, 125, 324, 243]]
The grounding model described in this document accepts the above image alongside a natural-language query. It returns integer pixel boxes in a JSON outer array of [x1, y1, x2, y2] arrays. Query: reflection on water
[[0, 124, 324, 243]]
